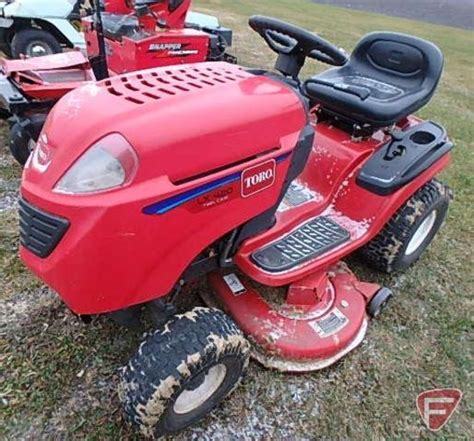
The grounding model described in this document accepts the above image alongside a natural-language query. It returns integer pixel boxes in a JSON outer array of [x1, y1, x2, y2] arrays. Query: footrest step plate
[[251, 216, 350, 273]]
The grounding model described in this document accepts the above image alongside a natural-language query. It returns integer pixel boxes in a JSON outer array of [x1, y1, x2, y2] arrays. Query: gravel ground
[[311, 0, 474, 29]]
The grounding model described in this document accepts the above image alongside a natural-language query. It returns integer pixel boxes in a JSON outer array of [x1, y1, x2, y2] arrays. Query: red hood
[[24, 62, 307, 194]]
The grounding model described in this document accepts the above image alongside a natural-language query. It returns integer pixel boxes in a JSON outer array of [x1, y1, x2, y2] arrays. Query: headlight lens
[[54, 133, 138, 194]]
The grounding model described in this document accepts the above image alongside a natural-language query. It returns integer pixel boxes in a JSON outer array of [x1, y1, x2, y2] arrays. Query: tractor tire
[[9, 115, 46, 166], [0, 27, 13, 57], [0, 42, 13, 58], [11, 29, 62, 58], [360, 179, 452, 273], [119, 307, 250, 438]]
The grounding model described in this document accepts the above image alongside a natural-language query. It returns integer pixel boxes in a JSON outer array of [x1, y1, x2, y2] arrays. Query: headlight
[[54, 133, 138, 194]]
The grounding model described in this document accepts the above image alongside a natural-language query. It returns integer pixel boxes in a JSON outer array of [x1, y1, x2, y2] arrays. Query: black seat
[[304, 32, 444, 127], [101, 13, 139, 41]]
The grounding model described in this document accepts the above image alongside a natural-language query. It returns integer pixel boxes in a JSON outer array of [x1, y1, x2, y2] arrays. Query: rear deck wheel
[[119, 307, 250, 437], [367, 287, 393, 318], [360, 179, 452, 273]]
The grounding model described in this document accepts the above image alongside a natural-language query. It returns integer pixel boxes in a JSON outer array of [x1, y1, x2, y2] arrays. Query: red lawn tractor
[[19, 16, 453, 438], [87, 0, 234, 75], [0, 0, 234, 164]]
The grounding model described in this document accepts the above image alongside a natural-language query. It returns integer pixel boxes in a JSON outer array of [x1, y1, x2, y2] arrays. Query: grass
[[1, 0, 473, 439]]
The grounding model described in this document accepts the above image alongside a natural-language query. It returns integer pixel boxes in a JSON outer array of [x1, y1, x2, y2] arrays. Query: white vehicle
[[0, 0, 89, 57]]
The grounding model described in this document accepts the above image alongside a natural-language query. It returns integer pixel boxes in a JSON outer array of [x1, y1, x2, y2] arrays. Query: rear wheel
[[360, 179, 452, 273], [11, 29, 62, 58], [119, 307, 250, 437]]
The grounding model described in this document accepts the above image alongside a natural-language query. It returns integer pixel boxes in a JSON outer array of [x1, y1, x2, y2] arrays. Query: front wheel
[[119, 307, 250, 438], [360, 179, 452, 273], [11, 29, 62, 58], [9, 115, 47, 166]]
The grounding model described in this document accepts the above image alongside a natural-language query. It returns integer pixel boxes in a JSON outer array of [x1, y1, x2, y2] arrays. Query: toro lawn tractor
[[0, 0, 234, 164], [19, 16, 453, 437]]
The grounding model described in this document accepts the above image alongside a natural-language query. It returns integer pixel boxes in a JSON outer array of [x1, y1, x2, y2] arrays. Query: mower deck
[[251, 319, 368, 372], [208, 263, 380, 372]]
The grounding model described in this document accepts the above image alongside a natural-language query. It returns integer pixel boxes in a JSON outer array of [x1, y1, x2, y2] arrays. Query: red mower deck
[[208, 264, 379, 372]]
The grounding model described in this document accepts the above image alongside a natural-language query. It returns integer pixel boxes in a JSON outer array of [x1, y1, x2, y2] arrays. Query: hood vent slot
[[104, 64, 250, 105]]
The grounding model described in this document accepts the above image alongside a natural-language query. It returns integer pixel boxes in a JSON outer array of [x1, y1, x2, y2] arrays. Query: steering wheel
[[249, 16, 348, 67]]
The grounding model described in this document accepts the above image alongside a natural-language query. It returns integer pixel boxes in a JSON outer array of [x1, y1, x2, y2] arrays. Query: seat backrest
[[351, 32, 444, 90]]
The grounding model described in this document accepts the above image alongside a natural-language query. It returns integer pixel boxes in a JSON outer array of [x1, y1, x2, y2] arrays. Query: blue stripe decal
[[143, 152, 292, 215], [276, 152, 291, 163]]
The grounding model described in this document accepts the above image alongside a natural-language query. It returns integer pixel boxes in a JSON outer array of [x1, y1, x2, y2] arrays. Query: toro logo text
[[241, 159, 276, 198]]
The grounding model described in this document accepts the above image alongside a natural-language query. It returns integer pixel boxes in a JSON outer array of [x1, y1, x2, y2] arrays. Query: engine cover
[[21, 62, 308, 314], [40, 62, 306, 186]]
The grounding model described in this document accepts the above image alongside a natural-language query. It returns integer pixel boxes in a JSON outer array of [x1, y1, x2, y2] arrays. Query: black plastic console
[[357, 121, 453, 195]]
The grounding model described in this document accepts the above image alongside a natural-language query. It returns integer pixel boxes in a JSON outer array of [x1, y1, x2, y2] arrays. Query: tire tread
[[359, 179, 451, 273], [119, 307, 249, 437]]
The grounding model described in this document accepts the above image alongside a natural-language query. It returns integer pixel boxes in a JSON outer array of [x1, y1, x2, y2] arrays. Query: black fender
[[357, 121, 454, 195]]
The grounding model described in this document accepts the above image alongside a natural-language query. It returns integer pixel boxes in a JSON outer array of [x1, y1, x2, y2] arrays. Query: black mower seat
[[101, 13, 139, 41], [304, 32, 444, 127]]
